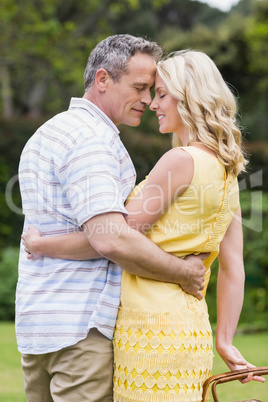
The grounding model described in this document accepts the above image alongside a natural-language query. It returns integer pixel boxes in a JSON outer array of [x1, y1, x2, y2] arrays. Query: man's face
[[105, 53, 156, 127]]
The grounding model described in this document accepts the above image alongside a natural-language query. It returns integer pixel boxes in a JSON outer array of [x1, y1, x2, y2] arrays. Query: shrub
[[0, 247, 19, 321]]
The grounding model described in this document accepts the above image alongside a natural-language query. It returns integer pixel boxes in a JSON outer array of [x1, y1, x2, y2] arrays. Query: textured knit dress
[[113, 146, 239, 402]]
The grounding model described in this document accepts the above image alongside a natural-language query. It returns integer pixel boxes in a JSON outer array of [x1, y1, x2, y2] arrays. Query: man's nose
[[141, 91, 152, 105]]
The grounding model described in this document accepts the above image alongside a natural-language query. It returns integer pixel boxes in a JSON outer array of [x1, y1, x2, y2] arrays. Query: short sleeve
[[58, 136, 127, 226]]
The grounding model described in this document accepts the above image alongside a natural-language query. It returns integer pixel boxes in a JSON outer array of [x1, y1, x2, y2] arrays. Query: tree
[[0, 0, 169, 117], [241, 0, 268, 141], [245, 1, 268, 90]]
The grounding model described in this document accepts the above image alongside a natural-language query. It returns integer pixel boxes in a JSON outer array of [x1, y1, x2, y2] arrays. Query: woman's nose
[[149, 98, 159, 111]]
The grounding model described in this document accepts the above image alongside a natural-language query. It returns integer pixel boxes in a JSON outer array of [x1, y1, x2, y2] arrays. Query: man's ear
[[95, 68, 110, 92]]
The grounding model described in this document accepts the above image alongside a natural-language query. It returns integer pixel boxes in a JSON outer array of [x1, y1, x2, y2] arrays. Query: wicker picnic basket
[[201, 366, 268, 402]]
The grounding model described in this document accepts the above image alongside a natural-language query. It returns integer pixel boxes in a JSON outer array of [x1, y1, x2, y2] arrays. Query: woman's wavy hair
[[157, 50, 248, 176]]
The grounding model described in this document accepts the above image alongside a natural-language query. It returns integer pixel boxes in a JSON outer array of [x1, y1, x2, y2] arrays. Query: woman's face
[[150, 74, 185, 136]]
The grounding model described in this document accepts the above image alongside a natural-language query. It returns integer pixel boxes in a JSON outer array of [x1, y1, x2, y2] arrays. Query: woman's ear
[[94, 68, 110, 93]]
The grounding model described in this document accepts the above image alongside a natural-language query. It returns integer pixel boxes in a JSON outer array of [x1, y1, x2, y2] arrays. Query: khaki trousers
[[21, 328, 113, 402]]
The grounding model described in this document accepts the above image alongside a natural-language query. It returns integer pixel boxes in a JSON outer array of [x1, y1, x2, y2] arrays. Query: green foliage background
[[0, 0, 267, 328]]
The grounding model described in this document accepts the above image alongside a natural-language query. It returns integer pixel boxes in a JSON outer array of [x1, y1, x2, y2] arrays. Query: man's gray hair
[[84, 34, 162, 90]]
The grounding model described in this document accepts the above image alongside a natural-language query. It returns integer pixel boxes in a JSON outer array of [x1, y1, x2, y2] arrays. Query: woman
[[22, 50, 264, 401]]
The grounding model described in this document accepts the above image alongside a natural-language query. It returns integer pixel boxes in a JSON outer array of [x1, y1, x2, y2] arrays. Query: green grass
[[0, 323, 26, 402], [0, 322, 267, 401], [211, 332, 268, 401]]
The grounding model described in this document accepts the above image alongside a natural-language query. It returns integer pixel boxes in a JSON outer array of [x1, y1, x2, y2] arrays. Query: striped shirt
[[16, 98, 136, 354]]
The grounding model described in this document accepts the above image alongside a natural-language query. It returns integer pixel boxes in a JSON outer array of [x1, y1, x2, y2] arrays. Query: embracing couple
[[17, 34, 263, 402]]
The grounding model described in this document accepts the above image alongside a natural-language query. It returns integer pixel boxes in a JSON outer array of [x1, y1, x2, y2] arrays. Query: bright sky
[[197, 0, 240, 12]]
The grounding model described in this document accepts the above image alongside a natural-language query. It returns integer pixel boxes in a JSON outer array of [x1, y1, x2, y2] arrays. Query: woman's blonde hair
[[157, 50, 248, 176]]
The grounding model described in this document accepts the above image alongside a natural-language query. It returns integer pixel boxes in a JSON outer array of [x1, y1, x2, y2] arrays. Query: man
[[17, 34, 206, 401]]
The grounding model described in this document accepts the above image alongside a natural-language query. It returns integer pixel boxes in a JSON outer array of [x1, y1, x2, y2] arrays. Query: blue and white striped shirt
[[16, 98, 136, 354]]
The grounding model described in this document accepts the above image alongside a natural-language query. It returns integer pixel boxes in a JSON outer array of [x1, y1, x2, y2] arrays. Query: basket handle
[[202, 366, 268, 402]]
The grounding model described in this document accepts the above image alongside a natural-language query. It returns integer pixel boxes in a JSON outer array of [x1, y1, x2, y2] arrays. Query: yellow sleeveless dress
[[113, 146, 239, 402]]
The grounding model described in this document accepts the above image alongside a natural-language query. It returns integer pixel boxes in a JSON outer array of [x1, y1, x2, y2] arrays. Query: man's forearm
[[83, 213, 206, 298], [102, 226, 185, 282]]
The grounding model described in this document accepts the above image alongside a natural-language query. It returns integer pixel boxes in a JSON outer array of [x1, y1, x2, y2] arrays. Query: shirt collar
[[69, 97, 119, 136]]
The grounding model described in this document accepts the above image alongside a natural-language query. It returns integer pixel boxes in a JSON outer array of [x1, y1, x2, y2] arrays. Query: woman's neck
[[177, 127, 189, 146]]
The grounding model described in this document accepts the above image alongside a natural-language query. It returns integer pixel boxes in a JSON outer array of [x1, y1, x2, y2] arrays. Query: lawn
[[210, 331, 268, 401], [0, 323, 26, 402], [0, 322, 267, 401]]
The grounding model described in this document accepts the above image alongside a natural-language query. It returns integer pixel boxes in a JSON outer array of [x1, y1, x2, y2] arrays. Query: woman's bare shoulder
[[154, 147, 193, 171]]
